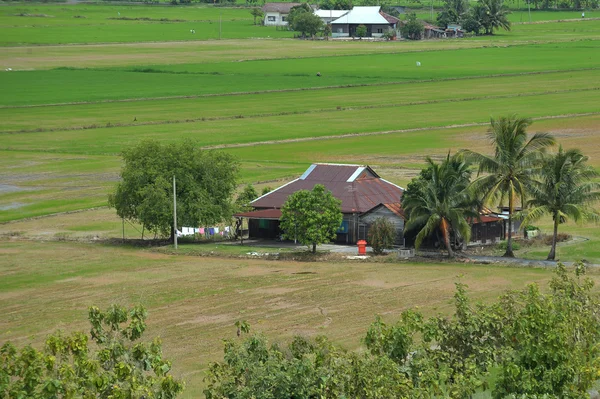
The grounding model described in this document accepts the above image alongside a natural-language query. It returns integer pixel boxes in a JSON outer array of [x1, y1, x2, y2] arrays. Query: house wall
[[264, 12, 289, 26], [359, 207, 405, 245], [470, 221, 504, 245], [331, 23, 393, 38]]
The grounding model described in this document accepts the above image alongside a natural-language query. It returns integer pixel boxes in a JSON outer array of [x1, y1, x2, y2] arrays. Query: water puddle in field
[[0, 184, 32, 194], [0, 202, 25, 210]]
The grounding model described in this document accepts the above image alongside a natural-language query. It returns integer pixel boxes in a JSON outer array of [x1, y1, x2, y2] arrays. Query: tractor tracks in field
[[2, 86, 599, 135]]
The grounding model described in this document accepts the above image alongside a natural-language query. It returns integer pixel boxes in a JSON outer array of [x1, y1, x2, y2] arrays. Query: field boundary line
[[2, 67, 598, 110], [513, 17, 600, 25], [201, 112, 600, 150], [3, 87, 598, 135]]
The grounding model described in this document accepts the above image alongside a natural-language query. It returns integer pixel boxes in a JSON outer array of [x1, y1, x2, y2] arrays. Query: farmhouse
[[314, 9, 350, 24], [235, 163, 405, 244], [262, 2, 300, 26], [330, 6, 399, 38]]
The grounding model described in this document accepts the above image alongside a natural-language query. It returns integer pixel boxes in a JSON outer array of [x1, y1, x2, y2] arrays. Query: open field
[[3, 236, 597, 397]]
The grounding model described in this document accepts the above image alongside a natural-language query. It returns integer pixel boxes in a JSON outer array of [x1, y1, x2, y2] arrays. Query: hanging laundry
[[220, 231, 224, 236], [214, 227, 220, 234], [209, 227, 215, 235], [225, 226, 230, 233], [199, 228, 205, 235]]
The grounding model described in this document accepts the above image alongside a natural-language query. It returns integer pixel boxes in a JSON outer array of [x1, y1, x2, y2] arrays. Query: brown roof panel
[[252, 164, 404, 214], [262, 2, 301, 13], [234, 209, 282, 219]]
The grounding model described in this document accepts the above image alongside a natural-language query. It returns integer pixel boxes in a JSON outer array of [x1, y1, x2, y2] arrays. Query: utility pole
[[122, 217, 125, 243], [173, 175, 178, 250], [219, 13, 222, 40]]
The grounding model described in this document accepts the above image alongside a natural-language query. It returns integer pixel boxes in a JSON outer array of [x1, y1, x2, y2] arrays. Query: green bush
[[497, 240, 520, 251], [368, 217, 396, 255]]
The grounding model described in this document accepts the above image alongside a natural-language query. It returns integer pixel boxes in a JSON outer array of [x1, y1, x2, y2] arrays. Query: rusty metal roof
[[262, 2, 301, 13], [234, 209, 282, 220], [251, 164, 403, 214]]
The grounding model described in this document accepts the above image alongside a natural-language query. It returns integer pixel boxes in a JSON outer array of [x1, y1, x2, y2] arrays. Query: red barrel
[[357, 240, 367, 255]]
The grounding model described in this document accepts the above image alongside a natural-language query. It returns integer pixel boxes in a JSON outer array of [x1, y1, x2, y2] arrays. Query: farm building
[[314, 9, 350, 24], [262, 2, 301, 26], [330, 6, 399, 38], [235, 163, 405, 244]]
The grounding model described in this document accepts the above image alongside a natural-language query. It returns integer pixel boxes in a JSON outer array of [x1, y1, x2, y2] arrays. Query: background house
[[235, 163, 405, 244], [314, 9, 349, 24], [262, 2, 300, 26], [330, 6, 399, 38]]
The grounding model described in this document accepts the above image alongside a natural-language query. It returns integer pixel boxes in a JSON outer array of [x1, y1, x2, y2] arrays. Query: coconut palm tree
[[402, 153, 478, 257], [475, 0, 511, 35], [522, 147, 600, 260], [461, 116, 555, 257]]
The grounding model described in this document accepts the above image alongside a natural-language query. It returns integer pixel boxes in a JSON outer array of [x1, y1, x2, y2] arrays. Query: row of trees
[[402, 115, 600, 259], [204, 264, 600, 398], [437, 0, 511, 35]]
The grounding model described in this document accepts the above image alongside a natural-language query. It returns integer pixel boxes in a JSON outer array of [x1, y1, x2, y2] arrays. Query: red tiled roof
[[251, 164, 403, 214], [234, 209, 282, 219], [262, 2, 301, 13]]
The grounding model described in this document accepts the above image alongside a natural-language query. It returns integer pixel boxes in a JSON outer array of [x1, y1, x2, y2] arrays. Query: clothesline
[[177, 225, 232, 238]]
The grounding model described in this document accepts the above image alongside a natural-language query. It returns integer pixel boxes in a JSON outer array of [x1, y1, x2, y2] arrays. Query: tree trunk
[[547, 216, 559, 260], [312, 242, 316, 253], [503, 191, 515, 257], [170, 224, 175, 244], [441, 218, 454, 258]]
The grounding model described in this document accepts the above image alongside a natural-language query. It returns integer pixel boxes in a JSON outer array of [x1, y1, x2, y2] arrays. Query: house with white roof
[[314, 9, 349, 24], [330, 6, 399, 38], [262, 2, 300, 26]]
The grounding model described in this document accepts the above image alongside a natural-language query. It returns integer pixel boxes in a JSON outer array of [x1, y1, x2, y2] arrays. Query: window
[[282, 16, 286, 21], [377, 28, 383, 33], [267, 16, 276, 22]]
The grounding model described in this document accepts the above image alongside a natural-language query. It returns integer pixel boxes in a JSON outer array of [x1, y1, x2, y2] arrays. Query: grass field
[[2, 236, 596, 397]]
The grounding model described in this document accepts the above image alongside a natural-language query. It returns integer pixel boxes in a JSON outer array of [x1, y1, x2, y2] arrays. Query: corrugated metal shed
[[262, 2, 300, 13], [251, 164, 404, 214], [234, 209, 282, 220]]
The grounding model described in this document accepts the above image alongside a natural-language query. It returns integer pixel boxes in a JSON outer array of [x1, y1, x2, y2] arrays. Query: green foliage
[[319, 0, 352, 10], [436, 0, 469, 28], [401, 13, 424, 40], [279, 184, 342, 253], [250, 7, 264, 25], [461, 115, 555, 257], [287, 3, 312, 28], [290, 12, 324, 38], [367, 217, 396, 254], [108, 139, 239, 239], [523, 146, 600, 260], [471, 0, 512, 35], [323, 23, 332, 39], [207, 267, 600, 397], [235, 183, 259, 212], [382, 26, 397, 40], [493, 263, 600, 397], [0, 304, 184, 399], [261, 186, 273, 196], [355, 24, 368, 38], [497, 239, 521, 251], [402, 153, 478, 257]]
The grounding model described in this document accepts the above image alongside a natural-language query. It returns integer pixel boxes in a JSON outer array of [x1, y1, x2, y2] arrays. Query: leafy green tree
[[319, 0, 352, 9], [402, 153, 478, 257], [460, 116, 555, 257], [400, 13, 424, 40], [323, 23, 332, 40], [355, 24, 367, 38], [279, 184, 342, 253], [235, 183, 259, 212], [250, 7, 264, 25], [436, 0, 469, 28], [472, 0, 511, 35], [290, 12, 324, 38], [287, 3, 311, 27], [108, 139, 239, 242], [367, 217, 396, 254], [522, 146, 600, 260], [493, 263, 600, 397], [0, 304, 184, 398], [261, 186, 273, 195]]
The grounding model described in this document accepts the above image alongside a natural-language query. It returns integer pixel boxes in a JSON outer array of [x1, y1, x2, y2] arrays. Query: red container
[[357, 240, 367, 255]]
